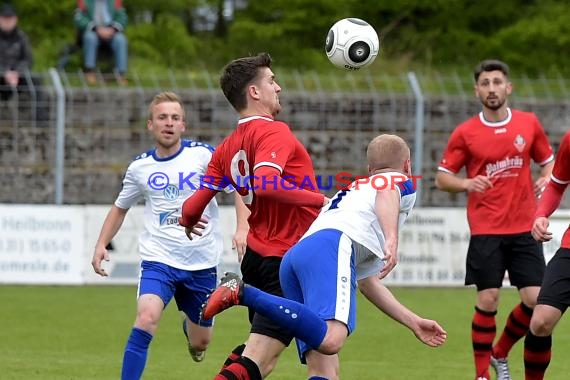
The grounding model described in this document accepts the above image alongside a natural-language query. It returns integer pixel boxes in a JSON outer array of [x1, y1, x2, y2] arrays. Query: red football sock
[[472, 306, 497, 379], [221, 344, 246, 370], [214, 366, 248, 380], [215, 356, 261, 380], [524, 331, 552, 380], [493, 302, 533, 358]]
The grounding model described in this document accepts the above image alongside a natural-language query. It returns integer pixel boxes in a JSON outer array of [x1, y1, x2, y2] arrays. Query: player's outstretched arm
[[92, 205, 128, 277], [252, 166, 326, 207], [179, 187, 218, 237], [232, 192, 250, 262], [358, 276, 447, 347], [411, 318, 448, 348], [374, 188, 400, 278]]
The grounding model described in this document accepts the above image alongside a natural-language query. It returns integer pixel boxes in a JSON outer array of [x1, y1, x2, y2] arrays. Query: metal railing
[[1, 68, 569, 206]]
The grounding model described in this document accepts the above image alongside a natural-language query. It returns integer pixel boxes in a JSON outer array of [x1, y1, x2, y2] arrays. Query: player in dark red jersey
[[525, 130, 570, 380], [435, 59, 554, 380], [179, 53, 328, 380]]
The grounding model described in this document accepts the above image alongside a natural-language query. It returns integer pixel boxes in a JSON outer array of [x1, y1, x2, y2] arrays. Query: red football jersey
[[438, 108, 554, 235], [207, 116, 320, 257], [551, 131, 570, 248]]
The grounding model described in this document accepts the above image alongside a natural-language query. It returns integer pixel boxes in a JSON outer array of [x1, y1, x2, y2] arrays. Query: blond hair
[[147, 92, 185, 120], [367, 134, 410, 171]]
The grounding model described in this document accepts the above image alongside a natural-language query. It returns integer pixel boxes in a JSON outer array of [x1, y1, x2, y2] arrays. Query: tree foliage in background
[[8, 0, 570, 76]]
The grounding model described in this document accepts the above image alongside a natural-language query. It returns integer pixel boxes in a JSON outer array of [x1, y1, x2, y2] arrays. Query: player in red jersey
[[435, 59, 554, 380], [525, 130, 570, 380], [179, 53, 328, 380]]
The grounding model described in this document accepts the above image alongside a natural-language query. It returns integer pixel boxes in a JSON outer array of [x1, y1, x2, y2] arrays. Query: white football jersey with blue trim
[[302, 172, 416, 279], [115, 140, 231, 270]]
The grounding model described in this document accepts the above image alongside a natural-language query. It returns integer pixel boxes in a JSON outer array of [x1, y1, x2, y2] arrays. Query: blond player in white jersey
[[201, 134, 447, 380], [91, 92, 249, 380]]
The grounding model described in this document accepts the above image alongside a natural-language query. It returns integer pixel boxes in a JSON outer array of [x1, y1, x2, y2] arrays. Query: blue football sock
[[121, 327, 153, 380], [308, 377, 329, 380], [242, 285, 327, 349]]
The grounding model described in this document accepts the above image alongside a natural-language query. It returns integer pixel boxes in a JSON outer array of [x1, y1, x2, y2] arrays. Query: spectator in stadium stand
[[0, 2, 48, 123], [179, 52, 329, 380], [526, 130, 570, 380], [200, 134, 448, 380], [91, 92, 249, 380], [435, 59, 554, 380], [73, 0, 129, 85]]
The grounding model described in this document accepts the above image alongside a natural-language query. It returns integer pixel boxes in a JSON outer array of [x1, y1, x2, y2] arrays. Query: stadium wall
[[2, 81, 570, 208], [0, 205, 566, 286]]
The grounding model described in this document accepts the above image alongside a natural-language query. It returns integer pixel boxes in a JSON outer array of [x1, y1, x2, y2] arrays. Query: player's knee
[[530, 314, 555, 336], [318, 334, 345, 355], [518, 285, 541, 308], [477, 289, 500, 310], [135, 310, 160, 332], [319, 341, 342, 355]]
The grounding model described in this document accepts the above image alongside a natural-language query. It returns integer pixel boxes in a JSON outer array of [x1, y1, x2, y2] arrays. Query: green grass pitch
[[1, 285, 570, 379]]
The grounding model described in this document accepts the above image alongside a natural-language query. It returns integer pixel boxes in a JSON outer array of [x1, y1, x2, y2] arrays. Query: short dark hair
[[219, 53, 272, 112], [474, 59, 509, 82], [0, 3, 17, 17]]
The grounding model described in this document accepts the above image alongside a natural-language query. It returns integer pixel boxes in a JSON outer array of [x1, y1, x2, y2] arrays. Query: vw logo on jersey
[[163, 184, 180, 201]]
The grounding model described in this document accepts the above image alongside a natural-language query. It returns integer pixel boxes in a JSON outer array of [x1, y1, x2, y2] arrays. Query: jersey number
[[328, 189, 350, 210], [231, 150, 253, 205]]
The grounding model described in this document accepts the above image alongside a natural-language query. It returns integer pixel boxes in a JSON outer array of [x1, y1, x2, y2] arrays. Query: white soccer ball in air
[[325, 18, 380, 70]]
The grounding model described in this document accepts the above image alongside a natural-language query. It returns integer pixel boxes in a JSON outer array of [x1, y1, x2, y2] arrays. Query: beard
[[481, 96, 505, 111]]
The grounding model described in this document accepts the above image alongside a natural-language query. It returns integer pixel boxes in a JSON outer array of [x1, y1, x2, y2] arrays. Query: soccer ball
[[325, 18, 380, 70]]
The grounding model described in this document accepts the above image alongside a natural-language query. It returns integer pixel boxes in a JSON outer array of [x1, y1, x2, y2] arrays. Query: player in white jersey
[[91, 92, 249, 380], [201, 134, 447, 380], [303, 171, 415, 282]]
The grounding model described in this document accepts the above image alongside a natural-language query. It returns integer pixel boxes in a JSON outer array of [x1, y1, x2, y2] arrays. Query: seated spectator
[[0, 3, 48, 124], [73, 0, 128, 85]]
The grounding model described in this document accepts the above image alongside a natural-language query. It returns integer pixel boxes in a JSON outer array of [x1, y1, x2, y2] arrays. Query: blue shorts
[[138, 260, 217, 327], [280, 229, 357, 363]]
